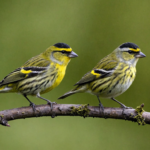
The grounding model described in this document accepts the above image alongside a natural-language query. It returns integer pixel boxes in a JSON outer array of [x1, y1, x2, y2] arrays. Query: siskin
[[0, 43, 78, 111], [58, 42, 146, 111]]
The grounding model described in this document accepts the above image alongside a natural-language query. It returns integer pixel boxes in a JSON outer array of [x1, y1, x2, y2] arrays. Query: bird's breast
[[40, 64, 66, 94], [89, 65, 136, 98]]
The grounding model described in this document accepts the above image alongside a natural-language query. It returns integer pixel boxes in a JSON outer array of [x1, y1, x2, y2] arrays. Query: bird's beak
[[68, 51, 78, 58], [135, 51, 146, 58]]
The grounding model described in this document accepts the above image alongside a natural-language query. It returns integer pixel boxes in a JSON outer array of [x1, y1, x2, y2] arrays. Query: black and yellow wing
[[0, 56, 50, 86], [75, 59, 118, 85]]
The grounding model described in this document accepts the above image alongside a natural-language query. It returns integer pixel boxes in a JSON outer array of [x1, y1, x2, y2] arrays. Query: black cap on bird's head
[[119, 42, 146, 58], [53, 42, 78, 58], [119, 42, 139, 49], [53, 43, 70, 48]]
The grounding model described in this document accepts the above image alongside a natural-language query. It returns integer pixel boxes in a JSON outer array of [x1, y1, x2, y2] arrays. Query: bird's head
[[114, 42, 146, 66], [43, 43, 78, 65]]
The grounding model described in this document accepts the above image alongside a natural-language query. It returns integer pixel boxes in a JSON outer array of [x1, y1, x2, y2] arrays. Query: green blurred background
[[0, 0, 149, 150]]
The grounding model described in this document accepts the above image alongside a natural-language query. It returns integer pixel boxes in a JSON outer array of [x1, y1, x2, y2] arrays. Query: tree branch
[[0, 103, 149, 127]]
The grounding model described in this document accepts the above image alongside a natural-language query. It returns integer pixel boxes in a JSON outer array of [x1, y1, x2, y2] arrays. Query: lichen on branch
[[0, 103, 149, 127]]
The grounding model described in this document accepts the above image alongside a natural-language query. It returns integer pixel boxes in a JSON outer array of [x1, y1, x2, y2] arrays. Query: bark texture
[[0, 103, 149, 127]]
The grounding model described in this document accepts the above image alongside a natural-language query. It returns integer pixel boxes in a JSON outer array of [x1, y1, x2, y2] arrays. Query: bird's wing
[[0, 56, 50, 85], [22, 55, 50, 67], [75, 60, 118, 85]]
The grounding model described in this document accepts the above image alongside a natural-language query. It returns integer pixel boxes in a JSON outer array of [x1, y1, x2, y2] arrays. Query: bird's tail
[[58, 90, 77, 99], [0, 84, 13, 93], [58, 85, 87, 99]]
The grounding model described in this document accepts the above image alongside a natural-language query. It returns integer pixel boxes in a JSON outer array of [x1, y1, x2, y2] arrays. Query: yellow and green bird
[[0, 43, 78, 111], [59, 42, 145, 111]]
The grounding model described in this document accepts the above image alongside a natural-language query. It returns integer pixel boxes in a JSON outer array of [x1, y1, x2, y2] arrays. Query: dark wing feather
[[75, 60, 118, 85], [0, 68, 23, 85], [0, 56, 50, 85], [0, 66, 48, 85], [74, 71, 96, 85]]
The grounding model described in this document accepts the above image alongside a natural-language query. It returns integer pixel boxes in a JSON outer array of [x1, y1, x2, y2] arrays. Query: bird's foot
[[30, 102, 36, 112], [121, 105, 132, 118], [99, 103, 104, 115], [47, 101, 57, 110], [121, 105, 132, 109], [121, 104, 132, 111]]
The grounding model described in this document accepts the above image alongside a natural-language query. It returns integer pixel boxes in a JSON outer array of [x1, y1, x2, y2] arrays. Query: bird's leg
[[23, 94, 36, 112], [37, 93, 56, 110], [97, 96, 104, 114], [111, 97, 131, 109], [111, 97, 132, 117]]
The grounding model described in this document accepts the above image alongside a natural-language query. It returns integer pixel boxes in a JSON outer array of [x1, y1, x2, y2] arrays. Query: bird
[[58, 42, 146, 112], [0, 43, 78, 111]]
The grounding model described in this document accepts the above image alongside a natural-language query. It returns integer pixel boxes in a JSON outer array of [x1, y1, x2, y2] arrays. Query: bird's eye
[[128, 50, 133, 54], [61, 50, 66, 54]]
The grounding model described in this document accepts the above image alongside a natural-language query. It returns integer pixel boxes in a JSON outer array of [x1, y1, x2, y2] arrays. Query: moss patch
[[134, 104, 146, 125], [70, 105, 90, 117], [0, 115, 4, 118]]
